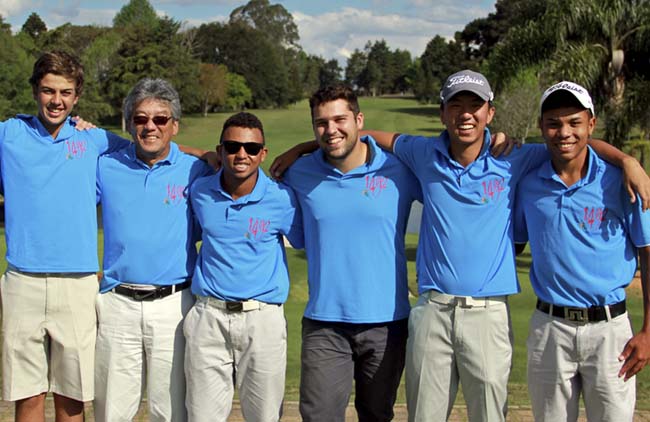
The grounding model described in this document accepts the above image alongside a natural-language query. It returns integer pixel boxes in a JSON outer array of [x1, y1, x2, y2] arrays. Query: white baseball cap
[[540, 81, 595, 116]]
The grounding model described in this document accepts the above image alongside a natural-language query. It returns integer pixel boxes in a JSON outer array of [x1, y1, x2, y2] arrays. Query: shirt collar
[[17, 114, 76, 142], [537, 145, 602, 187], [125, 141, 179, 167], [314, 135, 384, 175], [211, 167, 269, 203], [435, 128, 492, 161]]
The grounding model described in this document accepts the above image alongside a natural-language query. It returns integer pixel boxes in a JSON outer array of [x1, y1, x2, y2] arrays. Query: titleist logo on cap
[[545, 81, 587, 96], [446, 75, 485, 88]]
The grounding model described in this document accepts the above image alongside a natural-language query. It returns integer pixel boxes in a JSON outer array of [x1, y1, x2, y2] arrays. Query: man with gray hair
[[93, 78, 212, 421]]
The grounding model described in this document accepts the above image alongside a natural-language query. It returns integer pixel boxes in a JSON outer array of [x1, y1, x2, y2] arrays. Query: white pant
[[527, 309, 636, 422], [184, 297, 287, 422], [94, 288, 193, 422], [406, 291, 513, 422]]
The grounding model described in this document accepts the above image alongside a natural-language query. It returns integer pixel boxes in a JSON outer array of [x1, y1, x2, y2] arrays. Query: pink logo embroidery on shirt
[[481, 178, 505, 203], [163, 184, 187, 205], [245, 217, 271, 240], [362, 175, 388, 198], [581, 207, 607, 231], [65, 140, 87, 160]]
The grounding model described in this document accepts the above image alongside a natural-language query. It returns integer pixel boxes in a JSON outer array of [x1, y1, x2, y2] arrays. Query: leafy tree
[[0, 15, 12, 34], [21, 12, 47, 40], [202, 21, 289, 108], [459, 0, 547, 62], [319, 59, 342, 88], [489, 0, 650, 147], [225, 72, 252, 110], [229, 0, 299, 48], [113, 0, 159, 29], [412, 36, 465, 103], [199, 63, 227, 116], [76, 31, 123, 123], [107, 17, 201, 126], [0, 30, 35, 119], [41, 24, 112, 56], [491, 66, 542, 142], [345, 49, 367, 89]]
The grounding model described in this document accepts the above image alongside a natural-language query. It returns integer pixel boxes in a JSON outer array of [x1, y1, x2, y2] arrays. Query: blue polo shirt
[[514, 147, 650, 307], [97, 142, 213, 292], [0, 115, 129, 272], [190, 169, 303, 304], [283, 135, 421, 323], [393, 129, 548, 297]]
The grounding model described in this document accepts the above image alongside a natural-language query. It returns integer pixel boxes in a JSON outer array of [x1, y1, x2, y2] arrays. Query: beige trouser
[[527, 309, 636, 422], [1, 269, 98, 402], [184, 296, 287, 422], [94, 288, 193, 422], [406, 291, 513, 422]]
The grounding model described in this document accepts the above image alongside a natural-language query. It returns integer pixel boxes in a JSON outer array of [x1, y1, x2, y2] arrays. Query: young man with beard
[[184, 112, 303, 422], [281, 85, 421, 422], [514, 82, 650, 421], [272, 71, 650, 422]]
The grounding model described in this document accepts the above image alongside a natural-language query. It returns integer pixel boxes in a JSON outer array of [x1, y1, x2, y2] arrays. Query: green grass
[[8, 97, 650, 409]]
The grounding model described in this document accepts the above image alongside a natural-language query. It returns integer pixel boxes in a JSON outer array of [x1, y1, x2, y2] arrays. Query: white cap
[[540, 81, 594, 116]]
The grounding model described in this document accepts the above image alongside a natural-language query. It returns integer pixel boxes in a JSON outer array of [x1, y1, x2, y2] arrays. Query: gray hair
[[123, 78, 181, 131]]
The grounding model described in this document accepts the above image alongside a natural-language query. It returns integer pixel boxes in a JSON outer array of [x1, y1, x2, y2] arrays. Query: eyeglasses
[[221, 140, 265, 155], [132, 115, 173, 126]]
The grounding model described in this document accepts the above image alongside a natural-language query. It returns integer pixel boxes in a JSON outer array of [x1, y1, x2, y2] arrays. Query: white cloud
[[294, 7, 462, 64], [0, 0, 43, 18]]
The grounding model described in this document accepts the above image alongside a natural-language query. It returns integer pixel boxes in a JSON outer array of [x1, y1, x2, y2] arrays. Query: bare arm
[[618, 246, 650, 381], [360, 130, 400, 152], [589, 139, 650, 210], [269, 141, 318, 180], [177, 145, 220, 170]]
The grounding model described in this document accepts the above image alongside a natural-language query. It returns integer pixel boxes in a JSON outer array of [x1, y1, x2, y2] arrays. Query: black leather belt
[[112, 280, 191, 301], [536, 299, 626, 323]]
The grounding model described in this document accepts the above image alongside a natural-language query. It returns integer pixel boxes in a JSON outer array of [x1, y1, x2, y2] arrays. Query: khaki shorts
[[1, 268, 98, 401]]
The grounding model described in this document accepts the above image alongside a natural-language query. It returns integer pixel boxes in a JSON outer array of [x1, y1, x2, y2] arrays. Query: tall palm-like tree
[[489, 0, 650, 147]]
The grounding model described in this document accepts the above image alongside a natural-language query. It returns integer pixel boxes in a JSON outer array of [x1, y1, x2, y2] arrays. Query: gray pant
[[406, 291, 513, 422], [299, 317, 408, 422], [527, 309, 635, 422]]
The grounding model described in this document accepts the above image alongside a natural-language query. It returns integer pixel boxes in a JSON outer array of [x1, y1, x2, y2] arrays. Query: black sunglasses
[[221, 140, 265, 155], [132, 115, 173, 126]]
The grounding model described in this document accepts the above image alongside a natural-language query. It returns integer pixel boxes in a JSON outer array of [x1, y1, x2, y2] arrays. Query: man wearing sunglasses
[[93, 78, 213, 422], [183, 112, 303, 421]]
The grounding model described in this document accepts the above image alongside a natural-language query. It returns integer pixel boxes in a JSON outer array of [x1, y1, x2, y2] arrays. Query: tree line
[[1, 0, 649, 146]]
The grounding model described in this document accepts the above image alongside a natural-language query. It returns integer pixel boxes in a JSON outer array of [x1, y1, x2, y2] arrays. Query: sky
[[1, 0, 497, 64]]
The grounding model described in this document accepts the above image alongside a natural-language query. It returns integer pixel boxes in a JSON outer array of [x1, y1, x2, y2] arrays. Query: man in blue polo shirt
[[514, 81, 650, 422], [184, 112, 303, 422], [94, 78, 212, 422], [358, 70, 650, 422], [0, 50, 131, 422], [281, 85, 421, 422]]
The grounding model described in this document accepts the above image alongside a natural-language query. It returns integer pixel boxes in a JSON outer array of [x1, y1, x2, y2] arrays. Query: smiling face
[[540, 106, 595, 167], [33, 73, 79, 138], [312, 98, 365, 170], [129, 98, 179, 167], [441, 92, 495, 147], [219, 126, 267, 185]]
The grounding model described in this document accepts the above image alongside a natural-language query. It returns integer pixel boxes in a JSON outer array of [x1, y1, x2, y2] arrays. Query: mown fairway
[[4, 96, 648, 408]]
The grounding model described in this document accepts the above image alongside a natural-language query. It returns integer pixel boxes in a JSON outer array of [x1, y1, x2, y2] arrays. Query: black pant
[[299, 317, 408, 422]]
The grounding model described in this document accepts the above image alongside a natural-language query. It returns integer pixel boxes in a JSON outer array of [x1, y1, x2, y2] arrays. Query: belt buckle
[[226, 302, 243, 312], [564, 307, 588, 323], [133, 290, 157, 301]]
